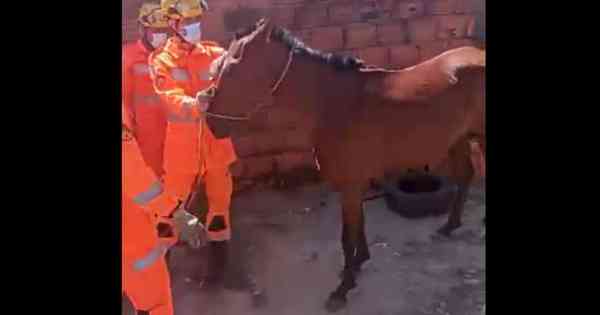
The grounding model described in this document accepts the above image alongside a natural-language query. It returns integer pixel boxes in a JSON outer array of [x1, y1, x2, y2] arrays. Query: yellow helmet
[[138, 3, 168, 28], [161, 0, 208, 20]]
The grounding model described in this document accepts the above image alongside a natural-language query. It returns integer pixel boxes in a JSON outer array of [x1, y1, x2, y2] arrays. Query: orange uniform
[[123, 40, 168, 177], [122, 105, 178, 315], [149, 36, 237, 241]]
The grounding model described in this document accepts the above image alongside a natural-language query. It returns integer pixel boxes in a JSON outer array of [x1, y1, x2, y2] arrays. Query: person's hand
[[172, 206, 208, 249], [195, 87, 216, 112]]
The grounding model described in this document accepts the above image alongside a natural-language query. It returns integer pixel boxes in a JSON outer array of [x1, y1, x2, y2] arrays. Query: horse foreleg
[[326, 186, 364, 312], [339, 204, 369, 278], [438, 139, 475, 236]]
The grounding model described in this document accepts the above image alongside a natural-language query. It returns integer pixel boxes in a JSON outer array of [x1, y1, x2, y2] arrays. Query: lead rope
[[270, 49, 294, 94], [203, 45, 295, 121], [204, 111, 251, 121]]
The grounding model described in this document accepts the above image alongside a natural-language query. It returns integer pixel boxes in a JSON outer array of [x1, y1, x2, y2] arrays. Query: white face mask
[[149, 32, 168, 48], [179, 22, 202, 44]]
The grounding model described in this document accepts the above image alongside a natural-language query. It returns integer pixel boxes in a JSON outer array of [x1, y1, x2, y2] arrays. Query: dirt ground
[[124, 182, 485, 315]]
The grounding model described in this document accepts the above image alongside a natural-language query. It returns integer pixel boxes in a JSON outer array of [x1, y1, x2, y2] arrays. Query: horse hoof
[[325, 294, 347, 313], [436, 222, 461, 237]]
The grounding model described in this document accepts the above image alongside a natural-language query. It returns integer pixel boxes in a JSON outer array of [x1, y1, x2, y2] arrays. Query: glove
[[172, 206, 208, 249]]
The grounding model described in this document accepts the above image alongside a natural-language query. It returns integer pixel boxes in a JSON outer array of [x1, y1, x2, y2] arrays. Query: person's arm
[[122, 131, 179, 218], [148, 52, 205, 121]]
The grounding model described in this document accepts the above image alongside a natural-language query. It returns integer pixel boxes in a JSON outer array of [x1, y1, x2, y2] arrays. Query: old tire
[[382, 174, 458, 219]]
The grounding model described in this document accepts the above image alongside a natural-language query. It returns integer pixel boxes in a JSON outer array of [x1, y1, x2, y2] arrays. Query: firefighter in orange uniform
[[123, 2, 172, 177], [148, 0, 237, 287], [122, 103, 205, 315]]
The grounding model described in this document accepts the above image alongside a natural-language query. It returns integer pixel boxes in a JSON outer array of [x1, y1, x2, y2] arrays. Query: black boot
[[203, 241, 228, 290]]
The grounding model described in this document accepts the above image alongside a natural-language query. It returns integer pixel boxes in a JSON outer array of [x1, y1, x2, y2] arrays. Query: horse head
[[206, 18, 285, 138]]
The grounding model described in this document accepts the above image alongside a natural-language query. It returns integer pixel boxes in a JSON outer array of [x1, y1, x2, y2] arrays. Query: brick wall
[[122, 0, 485, 190], [123, 0, 485, 66]]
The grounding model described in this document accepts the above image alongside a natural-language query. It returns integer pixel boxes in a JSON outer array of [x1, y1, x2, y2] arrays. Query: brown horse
[[205, 19, 485, 312]]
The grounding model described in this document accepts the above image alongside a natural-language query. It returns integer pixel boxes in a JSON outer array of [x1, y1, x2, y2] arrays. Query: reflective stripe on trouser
[[133, 181, 164, 206], [132, 243, 169, 271], [202, 167, 233, 241], [123, 255, 173, 315]]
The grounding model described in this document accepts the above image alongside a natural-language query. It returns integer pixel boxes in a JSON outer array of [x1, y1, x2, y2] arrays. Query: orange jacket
[[149, 37, 237, 199], [123, 40, 168, 177]]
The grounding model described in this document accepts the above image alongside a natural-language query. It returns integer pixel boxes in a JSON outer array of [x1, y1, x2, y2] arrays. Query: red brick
[[329, 3, 360, 24], [202, 14, 227, 41], [311, 26, 344, 51], [243, 0, 272, 8], [345, 23, 377, 49], [415, 40, 450, 61], [272, 0, 308, 5], [376, 0, 398, 11], [392, 1, 426, 20], [268, 7, 296, 28], [355, 46, 389, 66], [455, 0, 484, 14], [359, 2, 388, 22], [207, 0, 240, 11], [377, 23, 408, 45], [389, 44, 420, 68], [426, 0, 458, 15], [123, 21, 139, 42], [407, 17, 438, 42], [435, 15, 476, 39], [336, 50, 356, 57], [447, 38, 476, 49], [295, 5, 329, 28], [123, 0, 143, 20]]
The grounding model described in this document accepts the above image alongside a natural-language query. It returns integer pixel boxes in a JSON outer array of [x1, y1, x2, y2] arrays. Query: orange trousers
[[202, 167, 233, 242], [164, 166, 233, 242], [122, 200, 174, 315]]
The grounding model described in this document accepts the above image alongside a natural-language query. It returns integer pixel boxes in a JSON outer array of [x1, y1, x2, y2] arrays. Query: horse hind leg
[[355, 206, 370, 269], [437, 139, 475, 236], [326, 186, 364, 312]]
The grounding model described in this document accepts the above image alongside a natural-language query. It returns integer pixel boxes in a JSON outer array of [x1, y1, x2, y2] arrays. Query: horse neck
[[270, 43, 323, 128]]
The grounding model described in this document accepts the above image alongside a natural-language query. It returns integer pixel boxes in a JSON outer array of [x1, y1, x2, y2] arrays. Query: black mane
[[233, 21, 364, 71]]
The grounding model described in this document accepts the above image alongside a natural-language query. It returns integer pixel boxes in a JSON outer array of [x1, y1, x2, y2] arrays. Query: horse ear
[[251, 18, 271, 42]]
